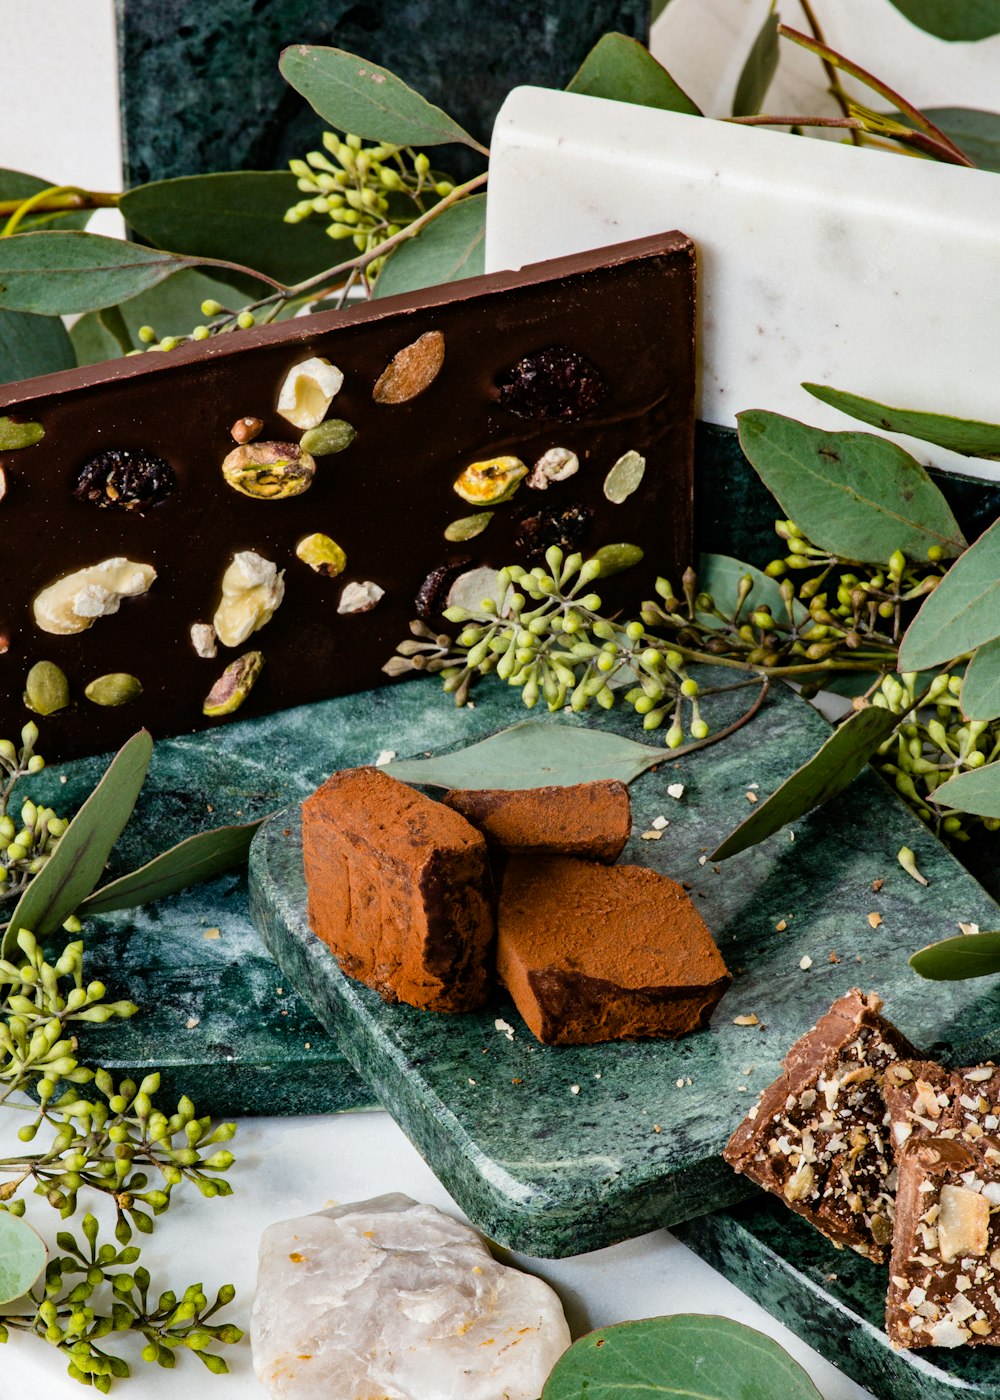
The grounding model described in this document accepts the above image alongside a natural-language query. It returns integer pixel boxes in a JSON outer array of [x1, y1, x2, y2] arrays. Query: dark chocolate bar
[[0, 232, 695, 760]]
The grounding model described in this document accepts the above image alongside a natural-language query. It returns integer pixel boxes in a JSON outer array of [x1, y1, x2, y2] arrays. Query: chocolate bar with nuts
[[724, 989, 919, 1262], [887, 1135, 1000, 1348], [884, 1059, 1000, 1155]]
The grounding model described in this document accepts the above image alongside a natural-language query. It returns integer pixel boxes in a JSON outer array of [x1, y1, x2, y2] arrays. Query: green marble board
[[675, 1197, 1000, 1400], [247, 675, 1000, 1259]]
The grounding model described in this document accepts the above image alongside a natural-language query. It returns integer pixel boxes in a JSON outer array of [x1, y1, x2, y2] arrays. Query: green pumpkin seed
[[24, 661, 70, 716]]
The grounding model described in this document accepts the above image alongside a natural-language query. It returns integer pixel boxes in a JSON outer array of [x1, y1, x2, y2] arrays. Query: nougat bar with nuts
[[887, 1135, 1000, 1348], [724, 989, 918, 1261], [302, 767, 494, 1013], [884, 1059, 1000, 1155], [442, 781, 632, 863]]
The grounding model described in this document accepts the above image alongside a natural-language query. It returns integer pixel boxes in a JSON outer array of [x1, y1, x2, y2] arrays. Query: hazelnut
[[938, 1183, 990, 1263], [213, 552, 284, 647], [231, 416, 263, 444], [276, 357, 344, 429], [33, 558, 156, 635]]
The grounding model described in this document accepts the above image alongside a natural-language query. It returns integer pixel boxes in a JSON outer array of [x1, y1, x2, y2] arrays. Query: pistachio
[[527, 447, 579, 490], [296, 534, 347, 577], [444, 512, 493, 543], [85, 673, 143, 707], [299, 419, 356, 456], [453, 456, 527, 506], [33, 558, 156, 636], [592, 543, 644, 577], [221, 441, 316, 500], [190, 622, 218, 658], [276, 356, 344, 429], [24, 661, 70, 716], [203, 651, 264, 717], [213, 551, 285, 647], [230, 416, 263, 444], [603, 449, 646, 504], [372, 330, 445, 404], [0, 416, 44, 451], [337, 580, 385, 615]]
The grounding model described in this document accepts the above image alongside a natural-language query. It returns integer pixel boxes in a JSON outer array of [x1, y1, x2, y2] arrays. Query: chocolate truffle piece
[[496, 856, 731, 1046], [884, 1060, 1000, 1156], [887, 1135, 1000, 1349], [442, 782, 631, 863], [724, 990, 919, 1262], [302, 767, 494, 1013]]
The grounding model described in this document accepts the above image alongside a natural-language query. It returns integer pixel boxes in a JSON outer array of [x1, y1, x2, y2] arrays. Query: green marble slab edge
[[675, 1196, 1000, 1399], [248, 674, 1000, 1258]]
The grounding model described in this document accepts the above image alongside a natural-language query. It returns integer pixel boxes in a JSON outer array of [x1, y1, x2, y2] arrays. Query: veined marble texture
[[485, 88, 1000, 481]]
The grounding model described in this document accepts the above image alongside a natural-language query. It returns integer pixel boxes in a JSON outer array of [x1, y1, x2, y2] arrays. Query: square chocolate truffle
[[887, 1135, 1000, 1349], [302, 767, 494, 1013], [496, 855, 731, 1045], [442, 781, 631, 863], [724, 990, 918, 1262]]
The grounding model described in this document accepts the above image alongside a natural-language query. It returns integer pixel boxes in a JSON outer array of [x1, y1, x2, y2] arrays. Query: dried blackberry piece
[[497, 345, 607, 421], [415, 559, 472, 619], [515, 502, 591, 561], [72, 448, 175, 511]]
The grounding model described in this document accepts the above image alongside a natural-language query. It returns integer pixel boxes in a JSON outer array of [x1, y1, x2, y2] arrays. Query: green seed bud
[[200, 300, 224, 317]]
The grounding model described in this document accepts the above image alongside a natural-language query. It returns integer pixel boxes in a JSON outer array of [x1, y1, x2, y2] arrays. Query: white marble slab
[[485, 87, 1000, 480]]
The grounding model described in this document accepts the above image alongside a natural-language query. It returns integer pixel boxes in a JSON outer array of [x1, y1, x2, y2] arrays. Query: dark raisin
[[71, 448, 176, 511], [515, 502, 591, 561], [497, 345, 607, 421], [415, 558, 472, 619]]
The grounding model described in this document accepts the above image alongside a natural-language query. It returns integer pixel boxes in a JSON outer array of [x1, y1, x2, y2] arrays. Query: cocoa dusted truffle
[[302, 767, 494, 1013], [724, 989, 918, 1262], [496, 856, 731, 1046], [442, 781, 631, 863]]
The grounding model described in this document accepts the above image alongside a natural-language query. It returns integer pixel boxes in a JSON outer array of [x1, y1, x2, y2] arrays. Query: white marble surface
[[485, 85, 1000, 483], [0, 1108, 875, 1399]]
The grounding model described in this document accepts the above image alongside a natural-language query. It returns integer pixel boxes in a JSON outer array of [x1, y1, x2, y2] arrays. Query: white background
[[0, 2, 996, 1395]]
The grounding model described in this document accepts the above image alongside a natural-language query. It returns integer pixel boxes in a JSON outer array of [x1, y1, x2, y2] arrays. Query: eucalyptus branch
[[796, 0, 861, 143], [0, 188, 119, 224], [776, 24, 975, 165], [725, 113, 974, 165]]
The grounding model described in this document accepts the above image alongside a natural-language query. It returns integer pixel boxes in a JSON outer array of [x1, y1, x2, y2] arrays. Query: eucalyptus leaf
[[736, 410, 966, 564], [909, 108, 1000, 171], [0, 232, 203, 315], [566, 32, 702, 116], [373, 195, 485, 300], [383, 720, 669, 790], [899, 514, 1000, 672], [911, 930, 1000, 981], [0, 169, 95, 233], [732, 7, 779, 116], [121, 174, 338, 287], [697, 552, 808, 628], [886, 0, 1000, 41], [0, 416, 43, 449], [1, 731, 152, 958], [0, 1212, 46, 1306], [803, 382, 1000, 460], [928, 760, 1000, 818], [279, 45, 481, 149], [960, 637, 1000, 721], [711, 704, 900, 860], [542, 1314, 822, 1400], [0, 308, 75, 384], [81, 818, 263, 916]]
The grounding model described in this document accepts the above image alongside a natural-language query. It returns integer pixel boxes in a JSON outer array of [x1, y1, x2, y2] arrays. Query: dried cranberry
[[415, 559, 472, 619], [515, 502, 591, 561], [72, 448, 175, 511], [497, 345, 607, 421]]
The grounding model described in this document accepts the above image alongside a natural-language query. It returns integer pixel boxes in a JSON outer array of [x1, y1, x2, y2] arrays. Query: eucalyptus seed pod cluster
[[0, 723, 65, 898], [284, 130, 456, 273], [387, 546, 709, 747]]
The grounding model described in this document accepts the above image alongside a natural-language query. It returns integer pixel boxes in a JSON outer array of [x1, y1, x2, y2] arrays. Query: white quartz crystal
[[251, 1193, 570, 1399], [486, 87, 1000, 482]]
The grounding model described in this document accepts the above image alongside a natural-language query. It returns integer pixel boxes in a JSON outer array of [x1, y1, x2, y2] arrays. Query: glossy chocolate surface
[[0, 232, 695, 760]]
